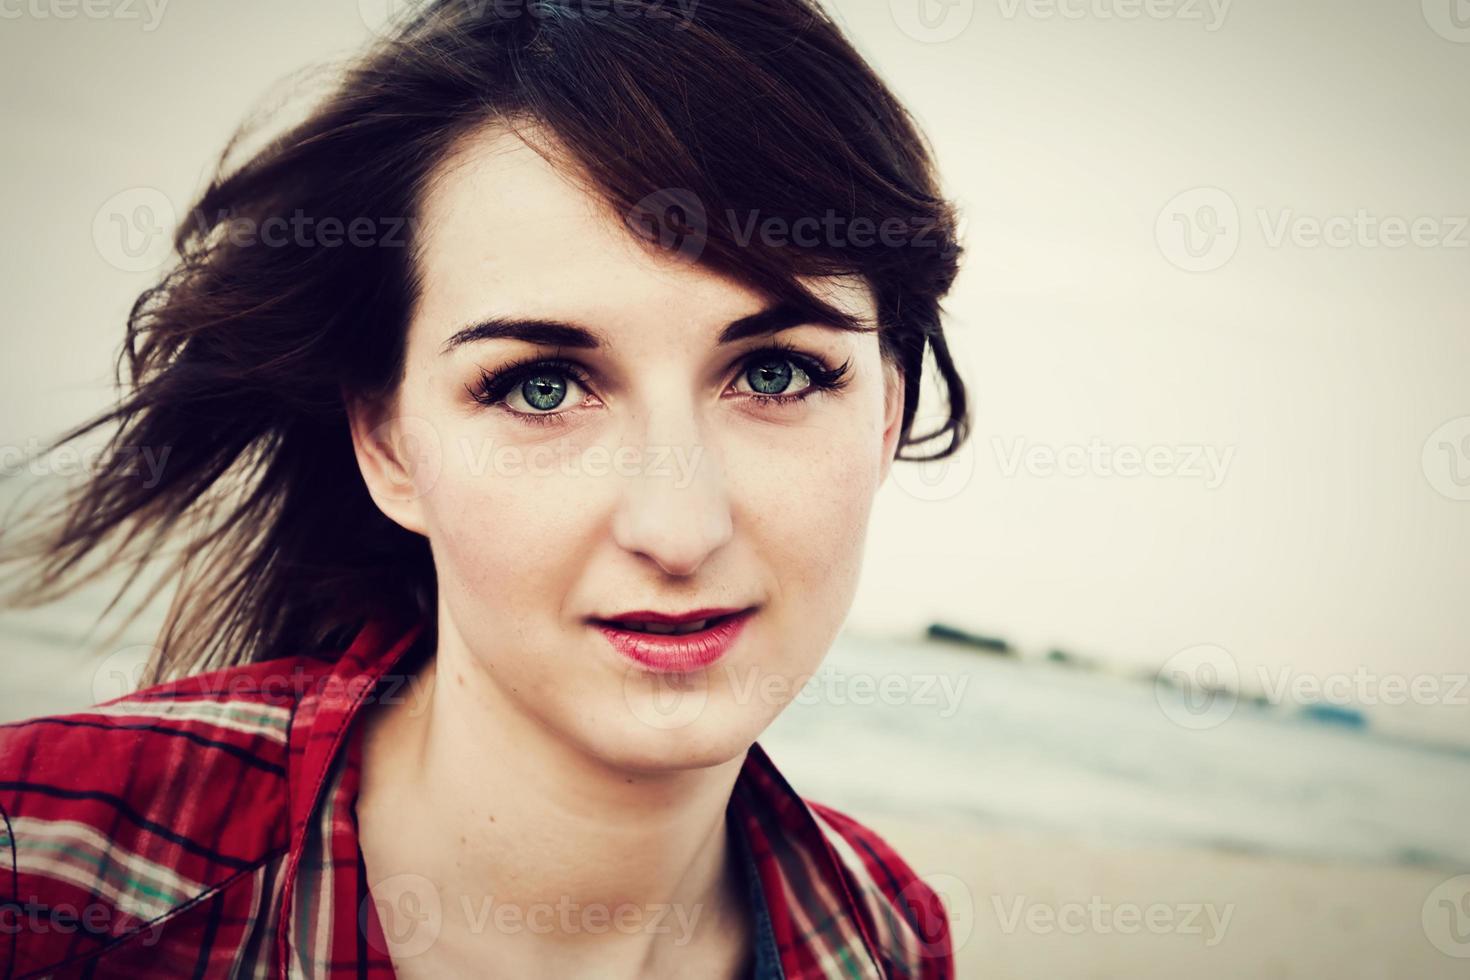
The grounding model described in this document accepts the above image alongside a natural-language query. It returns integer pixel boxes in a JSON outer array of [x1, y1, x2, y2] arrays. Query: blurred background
[[2, 1, 1467, 977]]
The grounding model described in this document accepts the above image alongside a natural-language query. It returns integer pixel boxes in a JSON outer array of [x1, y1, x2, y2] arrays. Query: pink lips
[[592, 609, 756, 673]]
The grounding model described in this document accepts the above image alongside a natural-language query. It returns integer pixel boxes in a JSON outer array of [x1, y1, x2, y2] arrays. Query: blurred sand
[[863, 813, 1463, 980], [3, 620, 1463, 979]]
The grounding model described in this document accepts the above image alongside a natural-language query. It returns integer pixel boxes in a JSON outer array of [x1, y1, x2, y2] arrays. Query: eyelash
[[465, 340, 853, 427]]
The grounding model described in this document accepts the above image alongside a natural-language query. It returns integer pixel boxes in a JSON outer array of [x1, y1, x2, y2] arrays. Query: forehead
[[409, 122, 875, 349]]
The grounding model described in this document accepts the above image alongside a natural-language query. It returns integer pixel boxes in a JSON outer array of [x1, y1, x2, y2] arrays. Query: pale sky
[[1, 0, 1466, 716]]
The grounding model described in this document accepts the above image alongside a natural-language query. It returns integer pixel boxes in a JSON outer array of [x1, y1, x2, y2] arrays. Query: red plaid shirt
[[0, 615, 953, 978]]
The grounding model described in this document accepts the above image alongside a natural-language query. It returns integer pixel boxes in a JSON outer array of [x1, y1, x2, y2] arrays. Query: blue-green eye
[[745, 356, 796, 395], [519, 373, 568, 411], [733, 344, 853, 403], [468, 358, 590, 423]]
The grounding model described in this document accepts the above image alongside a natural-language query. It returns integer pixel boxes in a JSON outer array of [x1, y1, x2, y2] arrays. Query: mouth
[[588, 607, 758, 673], [588, 606, 752, 635], [590, 611, 746, 635]]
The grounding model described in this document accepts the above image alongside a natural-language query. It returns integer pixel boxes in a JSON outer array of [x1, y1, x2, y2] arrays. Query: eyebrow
[[438, 301, 868, 356]]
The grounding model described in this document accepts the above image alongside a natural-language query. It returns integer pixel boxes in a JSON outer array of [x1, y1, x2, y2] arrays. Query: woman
[[0, 0, 970, 976]]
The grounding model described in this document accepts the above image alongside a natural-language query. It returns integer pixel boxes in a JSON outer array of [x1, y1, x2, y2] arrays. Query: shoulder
[[0, 654, 331, 975], [805, 799, 955, 980]]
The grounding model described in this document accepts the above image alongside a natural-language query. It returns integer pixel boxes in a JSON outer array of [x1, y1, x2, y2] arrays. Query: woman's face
[[348, 124, 904, 773]]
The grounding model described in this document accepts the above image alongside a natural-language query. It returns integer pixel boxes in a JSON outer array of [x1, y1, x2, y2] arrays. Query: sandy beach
[[865, 813, 1464, 979], [3, 608, 1465, 978]]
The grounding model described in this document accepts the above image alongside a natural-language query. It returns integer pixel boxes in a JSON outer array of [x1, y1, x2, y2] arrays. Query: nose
[[610, 402, 733, 577]]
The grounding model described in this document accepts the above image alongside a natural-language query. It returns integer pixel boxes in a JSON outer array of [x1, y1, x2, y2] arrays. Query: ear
[[341, 383, 434, 537], [877, 359, 905, 486]]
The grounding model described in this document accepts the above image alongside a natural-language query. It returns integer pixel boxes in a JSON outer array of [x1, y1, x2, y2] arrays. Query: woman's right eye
[[468, 359, 594, 426]]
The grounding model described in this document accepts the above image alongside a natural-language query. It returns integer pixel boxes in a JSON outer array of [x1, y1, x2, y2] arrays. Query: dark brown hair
[[0, 0, 970, 683]]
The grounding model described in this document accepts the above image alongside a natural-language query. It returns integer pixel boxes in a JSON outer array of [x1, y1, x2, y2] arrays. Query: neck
[[358, 628, 752, 970]]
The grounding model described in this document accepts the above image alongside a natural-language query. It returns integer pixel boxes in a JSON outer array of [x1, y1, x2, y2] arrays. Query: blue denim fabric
[[732, 813, 787, 980]]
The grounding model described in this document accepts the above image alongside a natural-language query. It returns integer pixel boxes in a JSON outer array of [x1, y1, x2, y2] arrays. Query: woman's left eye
[[734, 354, 814, 399], [731, 346, 853, 405]]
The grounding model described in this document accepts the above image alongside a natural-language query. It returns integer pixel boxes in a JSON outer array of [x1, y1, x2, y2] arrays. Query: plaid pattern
[[1, 616, 953, 979]]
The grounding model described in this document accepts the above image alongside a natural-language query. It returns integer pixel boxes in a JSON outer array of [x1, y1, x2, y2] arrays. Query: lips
[[590, 606, 748, 632], [591, 607, 756, 673], [597, 611, 742, 636]]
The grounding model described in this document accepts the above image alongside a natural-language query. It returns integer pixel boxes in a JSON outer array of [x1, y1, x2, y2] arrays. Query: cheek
[[416, 434, 618, 712], [729, 415, 883, 608], [417, 425, 606, 624]]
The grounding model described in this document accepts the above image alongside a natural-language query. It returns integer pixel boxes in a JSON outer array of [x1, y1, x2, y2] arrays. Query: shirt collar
[[276, 614, 888, 979]]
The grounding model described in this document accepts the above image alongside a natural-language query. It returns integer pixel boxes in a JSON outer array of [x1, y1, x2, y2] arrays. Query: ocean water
[[760, 632, 1470, 871], [2, 477, 1465, 870], [4, 606, 1467, 872]]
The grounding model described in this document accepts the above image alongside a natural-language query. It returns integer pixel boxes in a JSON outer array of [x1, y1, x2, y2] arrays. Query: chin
[[583, 698, 772, 775]]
